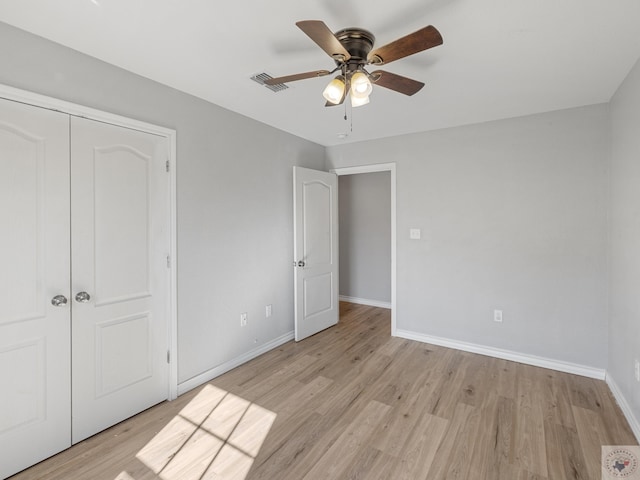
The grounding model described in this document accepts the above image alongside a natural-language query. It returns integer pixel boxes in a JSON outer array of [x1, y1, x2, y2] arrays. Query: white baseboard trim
[[606, 374, 640, 443], [395, 329, 606, 380], [177, 331, 294, 396], [339, 295, 392, 309]]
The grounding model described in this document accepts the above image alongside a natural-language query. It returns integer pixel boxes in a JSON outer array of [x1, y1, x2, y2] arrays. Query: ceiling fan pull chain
[[350, 105, 353, 134]]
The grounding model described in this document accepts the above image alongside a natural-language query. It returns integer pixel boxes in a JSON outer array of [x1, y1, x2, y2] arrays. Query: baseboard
[[606, 374, 640, 443], [339, 295, 391, 309], [177, 331, 294, 396], [395, 329, 606, 380]]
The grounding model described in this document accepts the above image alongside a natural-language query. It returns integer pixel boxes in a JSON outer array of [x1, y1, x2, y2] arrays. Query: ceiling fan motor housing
[[334, 28, 375, 68]]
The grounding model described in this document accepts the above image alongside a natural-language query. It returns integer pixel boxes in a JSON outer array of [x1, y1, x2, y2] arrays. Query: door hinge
[[167, 350, 170, 364], [165, 160, 170, 172], [166, 255, 171, 268]]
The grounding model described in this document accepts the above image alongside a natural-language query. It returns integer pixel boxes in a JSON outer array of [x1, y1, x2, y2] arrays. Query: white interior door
[[293, 166, 339, 341], [0, 98, 71, 479], [70, 117, 170, 443]]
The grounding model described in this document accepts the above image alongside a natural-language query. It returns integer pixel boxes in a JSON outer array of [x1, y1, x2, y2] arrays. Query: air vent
[[251, 73, 289, 93]]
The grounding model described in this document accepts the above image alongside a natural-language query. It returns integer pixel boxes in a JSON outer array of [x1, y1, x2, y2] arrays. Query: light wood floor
[[10, 302, 638, 480]]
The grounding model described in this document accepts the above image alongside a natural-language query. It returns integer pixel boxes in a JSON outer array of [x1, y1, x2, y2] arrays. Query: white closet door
[[0, 98, 71, 479], [70, 117, 170, 443]]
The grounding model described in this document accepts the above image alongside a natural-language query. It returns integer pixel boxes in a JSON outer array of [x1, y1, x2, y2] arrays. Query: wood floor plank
[[301, 400, 390, 479], [538, 368, 578, 430], [467, 395, 501, 478], [395, 412, 449, 479], [369, 347, 447, 460], [312, 350, 395, 418], [572, 404, 613, 478], [249, 412, 326, 480], [247, 377, 334, 477], [491, 397, 525, 480], [334, 446, 384, 480], [364, 450, 402, 480], [424, 402, 479, 479], [486, 357, 518, 400], [567, 373, 606, 413], [545, 421, 590, 480], [9, 302, 638, 480], [239, 354, 318, 401], [544, 418, 575, 480], [513, 367, 549, 478]]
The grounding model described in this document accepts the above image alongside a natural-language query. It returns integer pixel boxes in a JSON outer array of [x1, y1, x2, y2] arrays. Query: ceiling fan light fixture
[[350, 71, 373, 99], [350, 94, 370, 107], [265, 21, 443, 110], [323, 76, 346, 104]]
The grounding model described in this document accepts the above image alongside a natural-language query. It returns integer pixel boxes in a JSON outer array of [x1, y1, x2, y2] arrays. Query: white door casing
[[331, 163, 397, 335], [70, 117, 170, 443], [0, 98, 72, 479], [293, 167, 339, 341]]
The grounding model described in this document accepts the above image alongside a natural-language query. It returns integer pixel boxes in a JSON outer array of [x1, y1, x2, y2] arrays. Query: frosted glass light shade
[[350, 94, 370, 107], [323, 77, 346, 104], [350, 72, 373, 98]]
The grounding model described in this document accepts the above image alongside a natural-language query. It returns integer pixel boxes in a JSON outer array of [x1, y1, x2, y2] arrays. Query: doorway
[[332, 163, 396, 335]]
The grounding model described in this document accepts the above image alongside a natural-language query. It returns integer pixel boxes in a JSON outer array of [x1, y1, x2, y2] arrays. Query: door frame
[[0, 83, 179, 400], [330, 163, 397, 336]]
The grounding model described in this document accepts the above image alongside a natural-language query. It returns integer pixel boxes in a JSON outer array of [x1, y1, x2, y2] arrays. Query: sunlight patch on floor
[[118, 384, 276, 480], [114, 472, 135, 480]]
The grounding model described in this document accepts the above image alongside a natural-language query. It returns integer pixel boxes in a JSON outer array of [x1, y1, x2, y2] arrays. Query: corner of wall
[[606, 373, 640, 443]]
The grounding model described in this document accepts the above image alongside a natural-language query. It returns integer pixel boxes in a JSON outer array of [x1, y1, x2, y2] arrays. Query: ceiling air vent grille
[[251, 73, 289, 93]]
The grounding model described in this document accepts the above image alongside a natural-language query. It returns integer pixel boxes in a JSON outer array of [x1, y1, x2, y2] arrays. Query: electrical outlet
[[634, 359, 640, 382], [240, 312, 248, 327], [265, 304, 272, 318], [493, 310, 503, 323]]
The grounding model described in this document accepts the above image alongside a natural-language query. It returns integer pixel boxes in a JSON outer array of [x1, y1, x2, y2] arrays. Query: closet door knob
[[75, 291, 91, 303], [51, 295, 68, 307]]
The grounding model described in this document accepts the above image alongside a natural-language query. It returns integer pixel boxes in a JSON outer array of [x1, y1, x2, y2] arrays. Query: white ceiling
[[1, 0, 639, 146]]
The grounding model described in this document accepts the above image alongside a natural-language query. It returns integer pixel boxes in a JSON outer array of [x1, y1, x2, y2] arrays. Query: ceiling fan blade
[[370, 70, 425, 96], [296, 20, 351, 61], [368, 25, 443, 65], [264, 70, 331, 85]]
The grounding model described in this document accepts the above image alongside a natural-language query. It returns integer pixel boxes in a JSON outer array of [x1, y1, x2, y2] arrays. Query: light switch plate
[[409, 228, 421, 240]]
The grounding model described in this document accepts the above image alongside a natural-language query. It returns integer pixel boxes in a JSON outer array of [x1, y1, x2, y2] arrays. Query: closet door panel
[[0, 98, 71, 479], [93, 144, 150, 303], [70, 117, 170, 443]]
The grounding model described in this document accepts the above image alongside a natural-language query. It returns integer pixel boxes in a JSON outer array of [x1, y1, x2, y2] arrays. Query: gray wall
[[5, 22, 635, 413], [327, 105, 610, 368], [609, 57, 640, 426], [338, 172, 391, 303], [0, 22, 325, 385]]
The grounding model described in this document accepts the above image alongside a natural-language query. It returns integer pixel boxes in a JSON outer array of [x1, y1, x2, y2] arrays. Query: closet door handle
[[51, 295, 68, 307], [75, 291, 91, 303]]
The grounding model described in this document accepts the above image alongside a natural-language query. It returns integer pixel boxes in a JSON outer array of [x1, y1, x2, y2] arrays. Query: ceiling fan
[[265, 20, 443, 107]]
